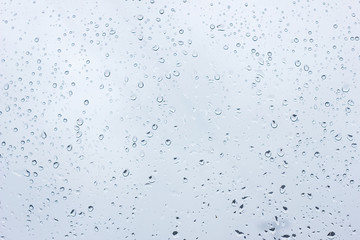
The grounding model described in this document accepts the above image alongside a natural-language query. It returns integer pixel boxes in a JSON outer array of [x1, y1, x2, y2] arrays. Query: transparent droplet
[[215, 108, 222, 115], [280, 185, 286, 194], [123, 169, 130, 177], [138, 81, 144, 88], [327, 231, 335, 239], [98, 134, 104, 140], [290, 114, 298, 122], [84, 100, 89, 105], [137, 15, 144, 20], [53, 162, 59, 169], [67, 145, 73, 151], [265, 150, 272, 158], [314, 152, 320, 158], [70, 209, 76, 217], [165, 139, 171, 146], [104, 70, 111, 77], [41, 131, 47, 139], [294, 60, 301, 67], [271, 120, 278, 128], [334, 134, 342, 141], [88, 206, 94, 212]]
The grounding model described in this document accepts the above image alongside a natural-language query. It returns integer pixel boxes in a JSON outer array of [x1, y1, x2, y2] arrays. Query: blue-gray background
[[0, 0, 359, 239]]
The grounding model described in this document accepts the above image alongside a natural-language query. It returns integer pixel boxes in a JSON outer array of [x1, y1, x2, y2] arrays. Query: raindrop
[[327, 231, 335, 239], [271, 120, 278, 128], [53, 162, 59, 169], [123, 169, 130, 177], [280, 185, 286, 194], [88, 206, 94, 212], [215, 108, 222, 115], [104, 70, 111, 77], [290, 114, 298, 122], [41, 131, 47, 139]]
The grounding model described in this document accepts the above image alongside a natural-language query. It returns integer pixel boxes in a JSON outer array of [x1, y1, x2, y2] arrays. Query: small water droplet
[[123, 169, 130, 177], [290, 114, 298, 122], [40, 131, 47, 139], [104, 70, 111, 77], [327, 231, 335, 239], [280, 185, 286, 194], [53, 162, 59, 169]]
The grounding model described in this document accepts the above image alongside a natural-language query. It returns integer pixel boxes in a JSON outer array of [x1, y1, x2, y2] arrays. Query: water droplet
[[88, 206, 94, 212], [34, 37, 39, 42], [314, 152, 320, 158], [327, 231, 335, 239], [70, 209, 76, 217], [41, 131, 47, 139], [265, 150, 272, 158], [280, 185, 286, 194], [215, 108, 222, 115], [294, 60, 301, 67], [138, 81, 144, 88], [156, 96, 164, 103], [165, 139, 172, 146], [98, 134, 104, 140], [104, 70, 111, 77], [123, 169, 130, 177], [290, 114, 298, 122], [334, 134, 342, 141], [67, 145, 73, 151], [199, 159, 205, 165], [84, 100, 89, 105], [137, 15, 144, 20], [271, 120, 278, 128], [53, 162, 59, 169]]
